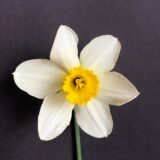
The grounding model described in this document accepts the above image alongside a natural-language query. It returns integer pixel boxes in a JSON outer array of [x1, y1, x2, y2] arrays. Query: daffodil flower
[[13, 25, 139, 141]]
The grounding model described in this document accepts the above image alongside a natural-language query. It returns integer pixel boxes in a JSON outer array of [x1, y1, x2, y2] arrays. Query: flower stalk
[[74, 111, 82, 160]]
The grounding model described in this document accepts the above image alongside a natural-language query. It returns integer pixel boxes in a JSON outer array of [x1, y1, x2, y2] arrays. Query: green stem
[[74, 111, 82, 160]]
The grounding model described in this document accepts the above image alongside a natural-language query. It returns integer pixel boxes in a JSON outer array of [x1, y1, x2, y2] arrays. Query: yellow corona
[[62, 67, 99, 105]]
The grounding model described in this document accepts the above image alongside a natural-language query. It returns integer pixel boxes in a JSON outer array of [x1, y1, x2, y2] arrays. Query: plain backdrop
[[0, 0, 160, 160]]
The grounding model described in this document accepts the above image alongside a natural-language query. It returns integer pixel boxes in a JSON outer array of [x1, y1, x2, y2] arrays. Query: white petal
[[98, 72, 140, 106], [13, 59, 65, 99], [38, 92, 74, 141], [80, 35, 121, 73], [50, 25, 80, 71], [75, 99, 113, 138]]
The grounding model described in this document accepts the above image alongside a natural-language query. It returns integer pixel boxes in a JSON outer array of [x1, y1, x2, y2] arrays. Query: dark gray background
[[0, 0, 160, 160]]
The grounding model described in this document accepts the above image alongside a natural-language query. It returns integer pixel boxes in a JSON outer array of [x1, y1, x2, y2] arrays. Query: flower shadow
[[1, 75, 41, 126]]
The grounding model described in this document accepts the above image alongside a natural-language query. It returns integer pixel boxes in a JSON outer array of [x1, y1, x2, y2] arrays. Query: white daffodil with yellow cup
[[13, 25, 139, 160]]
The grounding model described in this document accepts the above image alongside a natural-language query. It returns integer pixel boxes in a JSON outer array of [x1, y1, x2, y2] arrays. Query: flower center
[[62, 67, 99, 105], [74, 77, 85, 90]]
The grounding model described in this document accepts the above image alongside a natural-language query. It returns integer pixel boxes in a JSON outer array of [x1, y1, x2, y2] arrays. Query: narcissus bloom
[[13, 25, 139, 140]]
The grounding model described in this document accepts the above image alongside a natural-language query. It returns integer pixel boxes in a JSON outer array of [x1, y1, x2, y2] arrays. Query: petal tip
[[38, 134, 48, 141], [134, 90, 140, 98], [59, 25, 72, 31], [38, 129, 51, 141], [137, 91, 140, 96], [59, 24, 66, 28], [128, 89, 140, 103]]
